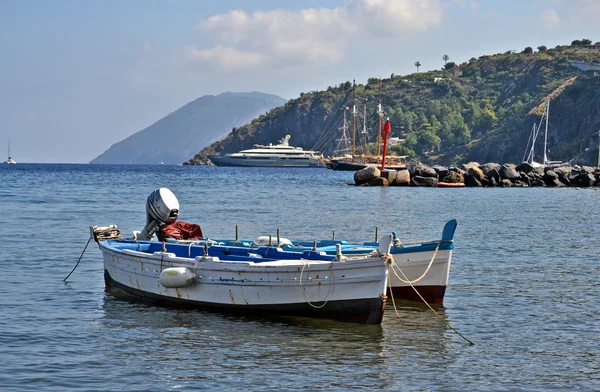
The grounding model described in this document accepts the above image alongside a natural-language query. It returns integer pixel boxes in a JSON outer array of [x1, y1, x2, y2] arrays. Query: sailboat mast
[[543, 100, 549, 165], [352, 80, 357, 157], [377, 80, 382, 157], [597, 129, 600, 169], [598, 131, 600, 169], [363, 103, 367, 152]]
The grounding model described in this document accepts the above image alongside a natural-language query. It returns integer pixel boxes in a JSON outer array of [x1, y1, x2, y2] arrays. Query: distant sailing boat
[[5, 139, 16, 164], [522, 100, 560, 167]]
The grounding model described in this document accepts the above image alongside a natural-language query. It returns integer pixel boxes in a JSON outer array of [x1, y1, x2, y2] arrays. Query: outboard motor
[[135, 188, 179, 241]]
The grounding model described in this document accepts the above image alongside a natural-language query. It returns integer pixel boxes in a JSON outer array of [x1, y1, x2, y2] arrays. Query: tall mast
[[543, 100, 549, 165], [377, 80, 382, 157], [363, 102, 367, 153], [597, 129, 600, 169], [352, 79, 357, 157]]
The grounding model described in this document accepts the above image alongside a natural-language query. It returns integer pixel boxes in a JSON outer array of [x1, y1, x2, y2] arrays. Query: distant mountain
[[188, 41, 600, 167], [90, 91, 287, 164]]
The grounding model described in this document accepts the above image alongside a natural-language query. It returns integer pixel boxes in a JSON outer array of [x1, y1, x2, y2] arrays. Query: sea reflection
[[97, 294, 467, 389]]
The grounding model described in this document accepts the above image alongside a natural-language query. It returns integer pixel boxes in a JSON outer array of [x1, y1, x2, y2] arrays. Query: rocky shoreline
[[353, 162, 600, 188]]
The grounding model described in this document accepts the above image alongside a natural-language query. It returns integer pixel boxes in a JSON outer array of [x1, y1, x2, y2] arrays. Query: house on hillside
[[581, 44, 600, 51]]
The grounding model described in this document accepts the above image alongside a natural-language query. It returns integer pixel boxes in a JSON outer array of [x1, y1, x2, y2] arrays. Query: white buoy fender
[[158, 267, 196, 288]]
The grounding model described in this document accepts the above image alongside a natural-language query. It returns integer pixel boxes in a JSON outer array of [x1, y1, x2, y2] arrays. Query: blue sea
[[0, 164, 598, 391]]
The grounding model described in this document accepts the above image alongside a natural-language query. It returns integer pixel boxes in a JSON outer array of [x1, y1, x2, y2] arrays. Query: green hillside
[[187, 41, 600, 166]]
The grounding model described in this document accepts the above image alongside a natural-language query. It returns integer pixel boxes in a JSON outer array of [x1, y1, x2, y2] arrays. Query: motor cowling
[[136, 188, 179, 240]]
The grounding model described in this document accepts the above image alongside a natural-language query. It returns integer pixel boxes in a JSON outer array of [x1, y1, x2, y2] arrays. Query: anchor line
[[64, 237, 92, 282], [390, 261, 475, 346]]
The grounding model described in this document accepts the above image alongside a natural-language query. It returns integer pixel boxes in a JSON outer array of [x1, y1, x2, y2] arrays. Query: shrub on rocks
[[442, 171, 464, 184], [461, 162, 481, 172], [467, 166, 485, 182]]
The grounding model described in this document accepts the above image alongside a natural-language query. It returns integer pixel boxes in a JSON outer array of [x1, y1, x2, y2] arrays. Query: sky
[[1, 0, 599, 163]]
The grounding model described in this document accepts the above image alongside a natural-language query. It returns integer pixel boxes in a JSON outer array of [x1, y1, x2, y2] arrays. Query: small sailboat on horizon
[[5, 139, 16, 164]]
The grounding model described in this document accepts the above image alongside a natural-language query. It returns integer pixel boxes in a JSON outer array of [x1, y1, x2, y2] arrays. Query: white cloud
[[541, 8, 560, 29], [186, 0, 444, 70], [182, 45, 265, 70], [349, 0, 443, 35]]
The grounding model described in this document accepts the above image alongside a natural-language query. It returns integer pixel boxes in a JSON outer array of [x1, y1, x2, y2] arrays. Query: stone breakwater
[[353, 162, 600, 188]]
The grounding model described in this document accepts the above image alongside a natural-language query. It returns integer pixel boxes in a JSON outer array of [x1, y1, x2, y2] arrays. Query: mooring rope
[[391, 240, 442, 285], [63, 237, 92, 282], [390, 261, 475, 345], [299, 259, 335, 309], [384, 256, 405, 327]]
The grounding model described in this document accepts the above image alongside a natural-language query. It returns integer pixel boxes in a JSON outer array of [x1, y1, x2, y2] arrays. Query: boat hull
[[209, 155, 323, 168], [387, 249, 452, 304], [328, 160, 405, 171], [104, 270, 385, 324], [286, 243, 453, 304], [100, 241, 388, 324]]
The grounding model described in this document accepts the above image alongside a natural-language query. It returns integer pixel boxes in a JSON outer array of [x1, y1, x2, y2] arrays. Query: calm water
[[0, 164, 598, 391]]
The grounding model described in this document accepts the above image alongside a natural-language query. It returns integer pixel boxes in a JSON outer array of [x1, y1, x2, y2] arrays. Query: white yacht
[[209, 135, 324, 168]]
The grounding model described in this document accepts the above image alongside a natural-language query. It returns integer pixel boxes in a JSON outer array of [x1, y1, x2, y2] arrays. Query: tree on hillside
[[522, 47, 533, 54], [443, 54, 450, 65], [537, 45, 547, 52], [415, 61, 421, 72], [444, 62, 456, 70], [572, 39, 592, 46]]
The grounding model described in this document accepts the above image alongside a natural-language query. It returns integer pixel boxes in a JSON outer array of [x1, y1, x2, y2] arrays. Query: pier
[[353, 162, 600, 188]]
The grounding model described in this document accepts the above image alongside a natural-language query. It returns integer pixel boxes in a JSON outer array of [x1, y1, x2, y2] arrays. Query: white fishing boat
[[287, 220, 456, 304], [91, 189, 393, 324], [134, 188, 456, 305], [93, 227, 392, 324], [4, 139, 16, 164], [209, 135, 323, 168]]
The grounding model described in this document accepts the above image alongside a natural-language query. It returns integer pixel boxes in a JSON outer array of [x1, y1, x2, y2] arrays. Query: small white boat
[[92, 225, 393, 324], [209, 135, 324, 168]]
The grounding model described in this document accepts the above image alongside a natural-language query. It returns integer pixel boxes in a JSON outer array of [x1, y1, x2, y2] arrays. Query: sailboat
[[5, 139, 16, 164], [522, 100, 561, 167], [328, 80, 407, 171]]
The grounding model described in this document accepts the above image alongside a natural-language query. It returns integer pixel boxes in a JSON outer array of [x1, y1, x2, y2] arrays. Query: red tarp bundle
[[158, 221, 204, 242]]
